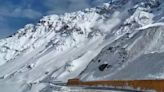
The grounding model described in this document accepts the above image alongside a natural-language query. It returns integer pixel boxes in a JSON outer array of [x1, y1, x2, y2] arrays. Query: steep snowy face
[[0, 0, 164, 92]]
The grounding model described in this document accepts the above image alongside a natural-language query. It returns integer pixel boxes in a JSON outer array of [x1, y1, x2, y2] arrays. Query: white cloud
[[12, 8, 42, 19], [0, 7, 42, 19], [44, 0, 91, 14], [68, 0, 90, 8]]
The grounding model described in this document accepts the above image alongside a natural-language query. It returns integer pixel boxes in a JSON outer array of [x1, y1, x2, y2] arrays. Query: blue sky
[[0, 0, 109, 39]]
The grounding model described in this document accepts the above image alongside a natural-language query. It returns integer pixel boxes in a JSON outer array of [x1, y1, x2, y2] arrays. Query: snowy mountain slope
[[79, 0, 164, 80], [0, 0, 164, 92], [79, 0, 164, 81], [0, 9, 104, 81], [80, 25, 164, 81]]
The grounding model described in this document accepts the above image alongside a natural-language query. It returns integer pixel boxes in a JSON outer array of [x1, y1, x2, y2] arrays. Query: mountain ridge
[[0, 0, 164, 92]]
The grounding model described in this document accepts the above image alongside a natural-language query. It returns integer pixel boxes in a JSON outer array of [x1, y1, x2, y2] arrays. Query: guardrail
[[67, 79, 164, 92]]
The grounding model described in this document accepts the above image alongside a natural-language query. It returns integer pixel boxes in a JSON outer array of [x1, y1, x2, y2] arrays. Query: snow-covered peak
[[0, 7, 103, 65]]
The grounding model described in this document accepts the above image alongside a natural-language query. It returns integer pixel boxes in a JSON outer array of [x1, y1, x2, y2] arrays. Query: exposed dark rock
[[99, 64, 108, 71]]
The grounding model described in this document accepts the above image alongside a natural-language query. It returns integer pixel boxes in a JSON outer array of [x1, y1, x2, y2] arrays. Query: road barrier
[[67, 79, 164, 92]]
